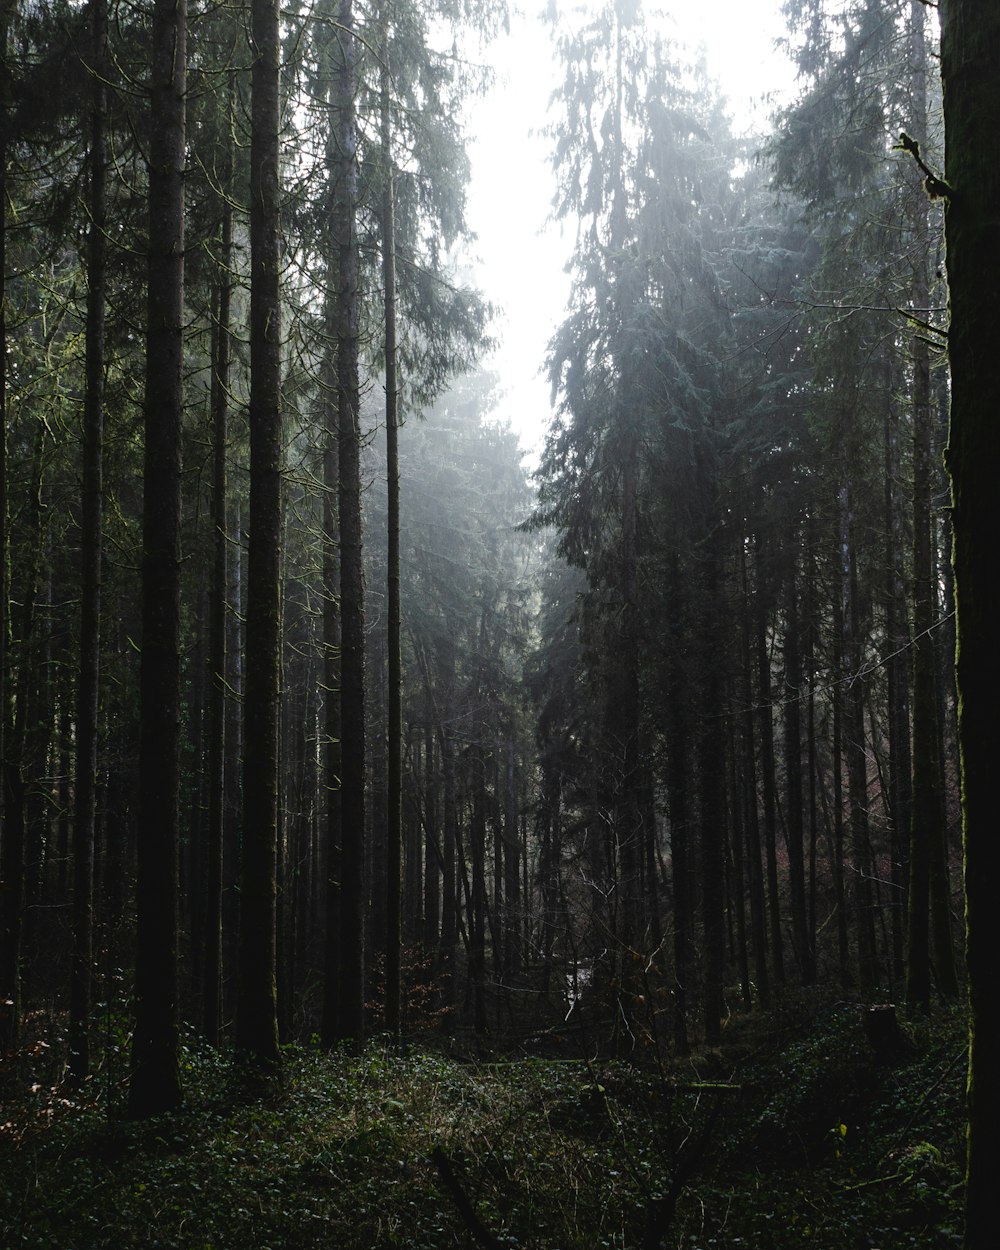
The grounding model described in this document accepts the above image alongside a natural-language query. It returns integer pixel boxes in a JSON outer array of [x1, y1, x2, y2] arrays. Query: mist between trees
[[0, 2, 995, 1244]]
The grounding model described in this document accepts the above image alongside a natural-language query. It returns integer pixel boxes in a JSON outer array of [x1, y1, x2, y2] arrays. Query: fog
[[465, 1, 795, 457]]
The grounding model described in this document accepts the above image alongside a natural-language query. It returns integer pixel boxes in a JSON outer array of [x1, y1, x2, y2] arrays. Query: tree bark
[[381, 24, 401, 1039], [783, 544, 814, 984], [236, 0, 282, 1066], [333, 0, 366, 1046], [754, 541, 785, 986], [0, 0, 14, 1054], [203, 102, 233, 1044], [129, 0, 186, 1117], [739, 546, 770, 1008], [699, 521, 726, 1046], [938, 2, 1000, 1243], [69, 0, 108, 1081]]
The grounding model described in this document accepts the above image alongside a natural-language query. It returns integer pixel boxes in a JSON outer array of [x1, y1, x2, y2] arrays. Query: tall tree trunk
[[727, 705, 750, 1010], [381, 27, 401, 1039], [840, 489, 879, 991], [129, 0, 186, 1117], [666, 553, 691, 1054], [236, 0, 282, 1065], [423, 725, 440, 950], [223, 497, 244, 1021], [502, 740, 521, 978], [699, 523, 726, 1046], [470, 742, 488, 1035], [319, 177, 342, 1048], [203, 106, 233, 1045], [879, 357, 911, 986], [938, 3, 1000, 1242], [2, 412, 48, 1049], [0, 0, 15, 1055], [739, 546, 770, 1008], [754, 540, 785, 986], [439, 698, 458, 1002], [907, 0, 959, 1011], [333, 0, 366, 1046], [617, 444, 644, 952], [0, 0, 13, 1053], [904, 236, 935, 1009], [830, 587, 851, 990], [538, 764, 561, 996], [783, 545, 814, 983], [69, 0, 107, 1081]]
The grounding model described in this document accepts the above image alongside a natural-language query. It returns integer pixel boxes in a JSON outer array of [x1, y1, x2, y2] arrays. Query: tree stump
[[864, 1003, 906, 1064]]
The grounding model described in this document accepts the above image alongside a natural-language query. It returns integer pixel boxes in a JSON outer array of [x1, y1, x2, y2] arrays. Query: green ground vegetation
[[0, 997, 965, 1249]]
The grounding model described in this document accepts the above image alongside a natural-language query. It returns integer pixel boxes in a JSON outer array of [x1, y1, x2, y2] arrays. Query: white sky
[[464, 1, 796, 461]]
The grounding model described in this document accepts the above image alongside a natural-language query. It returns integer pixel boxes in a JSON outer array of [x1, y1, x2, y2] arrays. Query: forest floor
[[0, 993, 966, 1249]]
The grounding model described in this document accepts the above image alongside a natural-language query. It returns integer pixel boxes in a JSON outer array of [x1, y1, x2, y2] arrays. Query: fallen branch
[[430, 1145, 504, 1250]]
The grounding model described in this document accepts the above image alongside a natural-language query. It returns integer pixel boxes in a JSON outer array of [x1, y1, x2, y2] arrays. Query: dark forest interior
[[1, 1, 997, 1247]]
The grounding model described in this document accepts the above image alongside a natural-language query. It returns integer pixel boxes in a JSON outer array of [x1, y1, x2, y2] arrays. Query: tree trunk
[[502, 740, 521, 978], [840, 495, 879, 992], [423, 725, 440, 950], [879, 356, 911, 987], [907, 0, 959, 1010], [754, 541, 784, 986], [236, 0, 282, 1065], [2, 411, 48, 1052], [739, 547, 770, 1008], [699, 526, 726, 1046], [470, 743, 488, 1034], [666, 553, 691, 1055], [938, 2, 1000, 1242], [203, 103, 233, 1045], [830, 589, 851, 990], [439, 684, 458, 1005], [0, 0, 10, 1049], [333, 0, 366, 1046], [69, 0, 107, 1081], [319, 162, 342, 1049], [783, 545, 814, 983], [381, 27, 401, 1039], [129, 0, 186, 1117]]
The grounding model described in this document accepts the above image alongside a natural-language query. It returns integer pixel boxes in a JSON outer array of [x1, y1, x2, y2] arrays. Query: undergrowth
[[0, 999, 966, 1249]]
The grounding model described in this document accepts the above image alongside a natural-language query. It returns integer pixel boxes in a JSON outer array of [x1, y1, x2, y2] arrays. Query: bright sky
[[465, 1, 795, 461]]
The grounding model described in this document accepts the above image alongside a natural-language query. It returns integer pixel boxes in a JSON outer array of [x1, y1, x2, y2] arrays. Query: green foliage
[[671, 1001, 965, 1248], [0, 1003, 965, 1249]]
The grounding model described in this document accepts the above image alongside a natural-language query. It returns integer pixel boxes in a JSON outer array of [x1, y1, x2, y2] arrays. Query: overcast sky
[[463, 1, 796, 461]]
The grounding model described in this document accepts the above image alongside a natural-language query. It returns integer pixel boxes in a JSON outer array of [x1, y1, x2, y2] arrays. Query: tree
[[380, 18, 402, 1039], [538, 0, 669, 989], [0, 0, 10, 1051], [202, 72, 235, 1047], [771, 0, 960, 996], [332, 0, 366, 1047], [903, 0, 946, 1012], [236, 0, 282, 1066], [129, 0, 187, 1118], [537, 0, 745, 1044], [937, 2, 1000, 1243], [68, 0, 108, 1082]]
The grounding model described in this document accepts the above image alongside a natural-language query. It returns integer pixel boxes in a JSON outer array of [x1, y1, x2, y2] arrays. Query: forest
[[0, 0, 997, 1247]]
